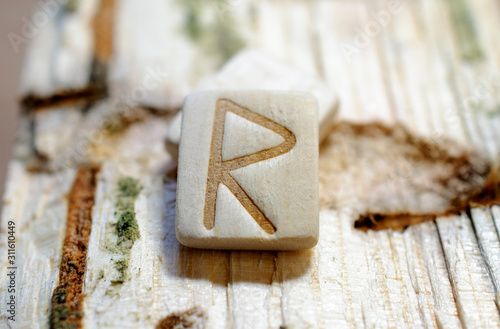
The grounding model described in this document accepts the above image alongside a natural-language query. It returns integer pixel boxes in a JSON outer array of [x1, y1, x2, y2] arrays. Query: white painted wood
[[404, 222, 463, 328], [110, 0, 252, 111], [436, 214, 500, 328], [33, 107, 83, 160], [470, 207, 500, 307], [20, 0, 99, 97], [492, 206, 500, 246], [110, 0, 197, 111], [19, 11, 59, 98], [53, 0, 99, 91], [416, 3, 500, 328]]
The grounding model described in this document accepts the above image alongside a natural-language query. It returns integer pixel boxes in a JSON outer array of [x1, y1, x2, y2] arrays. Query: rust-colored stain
[[355, 213, 438, 231], [21, 88, 104, 111], [469, 166, 500, 206], [101, 107, 152, 136], [99, 106, 173, 136], [204, 99, 296, 234], [319, 122, 495, 231], [355, 168, 500, 231], [49, 165, 99, 329], [156, 307, 206, 329], [92, 0, 115, 62], [21, 0, 114, 112]]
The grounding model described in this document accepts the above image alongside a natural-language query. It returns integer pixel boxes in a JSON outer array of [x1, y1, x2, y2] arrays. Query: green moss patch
[[118, 177, 142, 199], [107, 177, 142, 284], [111, 259, 129, 284], [116, 204, 140, 246], [448, 0, 483, 61], [176, 0, 246, 66]]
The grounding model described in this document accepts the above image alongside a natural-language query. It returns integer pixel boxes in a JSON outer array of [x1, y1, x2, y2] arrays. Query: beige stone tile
[[176, 90, 319, 250]]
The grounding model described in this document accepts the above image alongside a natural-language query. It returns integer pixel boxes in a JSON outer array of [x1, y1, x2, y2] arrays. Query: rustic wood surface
[[1, 0, 500, 328]]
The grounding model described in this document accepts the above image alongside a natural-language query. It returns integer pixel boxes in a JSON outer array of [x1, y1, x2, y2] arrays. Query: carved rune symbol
[[204, 99, 297, 234]]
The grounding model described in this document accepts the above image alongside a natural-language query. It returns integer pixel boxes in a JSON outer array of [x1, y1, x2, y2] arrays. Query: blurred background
[[0, 1, 37, 212]]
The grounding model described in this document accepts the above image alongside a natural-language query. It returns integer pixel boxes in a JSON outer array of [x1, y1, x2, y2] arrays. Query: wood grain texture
[[2, 0, 500, 328]]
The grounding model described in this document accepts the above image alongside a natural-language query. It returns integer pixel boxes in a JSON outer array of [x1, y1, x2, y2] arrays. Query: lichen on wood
[[176, 0, 246, 66], [106, 177, 142, 283]]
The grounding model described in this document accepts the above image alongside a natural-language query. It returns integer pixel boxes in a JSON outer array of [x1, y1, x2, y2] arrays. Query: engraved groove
[[221, 172, 277, 234], [204, 99, 296, 234]]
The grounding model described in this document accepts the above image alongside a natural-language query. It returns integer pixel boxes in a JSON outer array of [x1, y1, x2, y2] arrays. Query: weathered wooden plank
[[110, 0, 250, 111], [308, 2, 400, 328], [110, 0, 196, 111], [436, 214, 500, 328], [417, 0, 471, 143], [415, 2, 500, 327], [0, 163, 76, 328], [3, 0, 500, 328], [83, 165, 161, 328], [20, 0, 101, 102], [227, 251, 279, 329], [311, 3, 467, 328], [404, 222, 463, 328], [312, 0, 358, 121], [443, 0, 499, 158], [470, 207, 500, 307], [376, 6, 470, 328], [493, 206, 500, 247], [33, 107, 83, 160]]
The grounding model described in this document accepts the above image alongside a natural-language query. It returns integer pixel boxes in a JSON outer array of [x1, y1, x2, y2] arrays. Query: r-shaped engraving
[[204, 99, 296, 234]]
